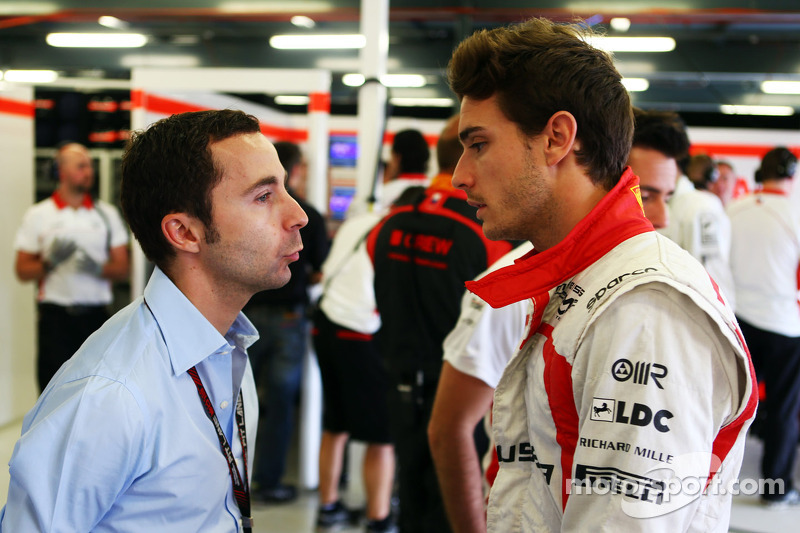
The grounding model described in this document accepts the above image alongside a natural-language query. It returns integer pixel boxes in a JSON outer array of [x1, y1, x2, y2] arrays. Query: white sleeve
[[13, 206, 43, 254], [562, 285, 745, 532], [443, 289, 527, 388]]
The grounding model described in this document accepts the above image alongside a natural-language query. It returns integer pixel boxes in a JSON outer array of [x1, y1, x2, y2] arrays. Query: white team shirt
[[14, 194, 129, 305], [727, 190, 800, 336], [319, 211, 383, 334], [443, 241, 533, 388], [661, 176, 736, 310]]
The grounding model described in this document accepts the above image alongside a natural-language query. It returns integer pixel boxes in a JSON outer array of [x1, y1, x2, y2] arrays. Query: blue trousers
[[246, 303, 309, 489]]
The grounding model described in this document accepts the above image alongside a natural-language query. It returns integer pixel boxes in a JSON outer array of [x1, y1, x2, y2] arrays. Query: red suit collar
[[52, 190, 94, 209]]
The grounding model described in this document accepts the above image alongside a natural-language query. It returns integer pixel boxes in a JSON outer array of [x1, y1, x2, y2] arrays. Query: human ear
[[161, 213, 202, 254], [542, 111, 578, 167]]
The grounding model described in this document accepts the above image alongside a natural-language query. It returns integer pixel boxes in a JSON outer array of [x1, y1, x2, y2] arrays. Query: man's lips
[[286, 246, 303, 260], [467, 199, 487, 209]]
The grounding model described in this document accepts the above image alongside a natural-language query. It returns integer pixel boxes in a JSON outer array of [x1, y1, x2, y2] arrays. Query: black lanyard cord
[[187, 366, 253, 532]]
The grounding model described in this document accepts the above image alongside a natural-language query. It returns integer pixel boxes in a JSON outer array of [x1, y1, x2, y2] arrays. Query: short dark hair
[[392, 129, 430, 174], [686, 154, 718, 189], [756, 147, 798, 182], [273, 141, 303, 177], [632, 108, 690, 161], [120, 109, 261, 269], [448, 17, 633, 190]]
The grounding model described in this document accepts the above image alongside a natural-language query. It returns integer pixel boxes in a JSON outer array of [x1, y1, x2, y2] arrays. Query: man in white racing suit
[[447, 18, 757, 532]]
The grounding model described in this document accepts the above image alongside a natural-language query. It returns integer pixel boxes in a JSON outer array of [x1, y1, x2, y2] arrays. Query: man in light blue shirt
[[0, 109, 308, 532]]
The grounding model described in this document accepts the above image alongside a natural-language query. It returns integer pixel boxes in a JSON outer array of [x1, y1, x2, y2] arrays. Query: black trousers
[[738, 317, 800, 497], [386, 371, 452, 533], [37, 303, 109, 392]]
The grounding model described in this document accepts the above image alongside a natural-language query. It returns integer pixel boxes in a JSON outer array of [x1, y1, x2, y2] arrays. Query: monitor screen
[[329, 136, 358, 167]]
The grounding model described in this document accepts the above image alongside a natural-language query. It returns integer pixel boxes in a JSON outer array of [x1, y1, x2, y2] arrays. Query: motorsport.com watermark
[[567, 460, 784, 518]]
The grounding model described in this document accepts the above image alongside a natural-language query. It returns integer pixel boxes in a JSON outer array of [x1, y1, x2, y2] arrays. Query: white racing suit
[[469, 170, 757, 532]]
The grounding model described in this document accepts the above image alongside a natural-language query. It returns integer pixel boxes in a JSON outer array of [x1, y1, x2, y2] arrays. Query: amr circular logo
[[611, 358, 634, 383]]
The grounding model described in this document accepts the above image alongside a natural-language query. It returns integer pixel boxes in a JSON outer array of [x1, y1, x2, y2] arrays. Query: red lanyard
[[187, 366, 253, 533]]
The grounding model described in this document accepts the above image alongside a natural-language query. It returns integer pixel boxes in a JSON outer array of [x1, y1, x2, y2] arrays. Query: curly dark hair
[[448, 17, 633, 190], [120, 109, 261, 270]]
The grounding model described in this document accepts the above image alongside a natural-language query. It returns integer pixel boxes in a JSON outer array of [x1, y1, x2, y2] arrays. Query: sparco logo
[[590, 398, 673, 433], [586, 268, 658, 310], [612, 359, 668, 389]]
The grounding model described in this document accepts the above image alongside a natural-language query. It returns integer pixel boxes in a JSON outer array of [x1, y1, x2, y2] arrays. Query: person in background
[[627, 108, 691, 230], [366, 115, 512, 533], [247, 141, 329, 504], [428, 106, 692, 533], [14, 141, 130, 392], [377, 129, 431, 208], [662, 152, 736, 309], [428, 241, 531, 533], [1, 109, 308, 531], [728, 147, 800, 508], [710, 160, 737, 208], [311, 194, 421, 533], [447, 17, 756, 531]]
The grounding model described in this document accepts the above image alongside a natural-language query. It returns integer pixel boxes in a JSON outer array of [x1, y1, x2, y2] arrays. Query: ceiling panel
[[0, 1, 799, 125]]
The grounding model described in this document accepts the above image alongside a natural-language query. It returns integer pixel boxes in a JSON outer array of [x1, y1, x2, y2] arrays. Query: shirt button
[[220, 400, 230, 409]]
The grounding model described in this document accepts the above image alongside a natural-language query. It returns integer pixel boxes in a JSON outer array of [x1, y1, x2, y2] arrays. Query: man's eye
[[257, 192, 271, 202], [470, 141, 486, 153]]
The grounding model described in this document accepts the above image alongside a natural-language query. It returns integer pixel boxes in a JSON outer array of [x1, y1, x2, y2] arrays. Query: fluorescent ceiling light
[[291, 16, 316, 29], [270, 34, 365, 50], [0, 3, 57, 15], [761, 80, 800, 94], [275, 95, 310, 105], [390, 97, 455, 108], [315, 57, 401, 71], [621, 77, 649, 92], [98, 16, 129, 30], [219, 1, 331, 13], [3, 70, 58, 83], [610, 18, 631, 32], [47, 33, 147, 48], [588, 36, 675, 52], [720, 104, 794, 116], [120, 54, 200, 68], [343, 73, 426, 88]]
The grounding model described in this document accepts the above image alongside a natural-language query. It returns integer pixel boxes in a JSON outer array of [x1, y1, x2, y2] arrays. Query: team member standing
[[246, 141, 329, 504], [428, 106, 692, 533], [448, 18, 756, 531], [662, 153, 736, 308], [377, 129, 431, 208], [728, 147, 800, 507], [14, 142, 130, 392], [0, 109, 308, 531], [367, 116, 511, 533]]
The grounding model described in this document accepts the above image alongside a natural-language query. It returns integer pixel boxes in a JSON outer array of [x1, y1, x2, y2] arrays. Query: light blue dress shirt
[[0, 267, 259, 532]]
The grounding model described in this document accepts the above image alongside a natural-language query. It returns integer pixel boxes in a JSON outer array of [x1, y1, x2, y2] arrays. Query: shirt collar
[[467, 168, 653, 308], [396, 172, 428, 182], [757, 187, 788, 196], [52, 190, 94, 209], [428, 172, 467, 200], [143, 267, 259, 376]]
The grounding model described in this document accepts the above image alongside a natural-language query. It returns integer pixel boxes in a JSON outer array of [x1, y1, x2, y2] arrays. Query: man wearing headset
[[728, 147, 800, 508], [14, 142, 130, 392], [660, 153, 736, 309]]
